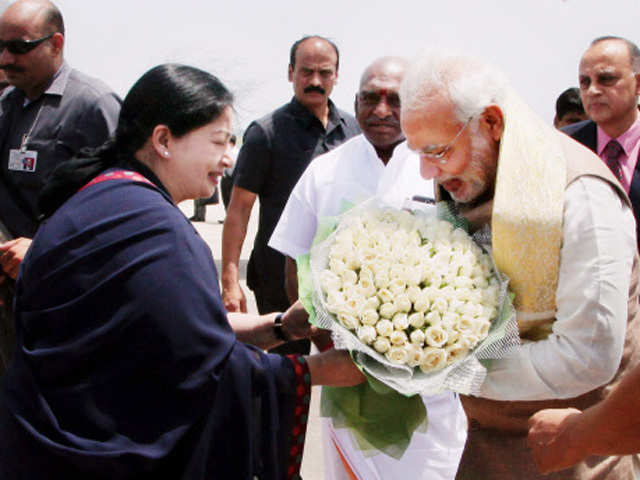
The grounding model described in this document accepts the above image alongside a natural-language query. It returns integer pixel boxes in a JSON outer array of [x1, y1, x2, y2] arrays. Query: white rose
[[360, 309, 379, 326], [344, 296, 365, 316], [408, 311, 426, 329], [358, 247, 378, 265], [420, 347, 448, 372], [455, 315, 476, 333], [357, 325, 377, 344], [374, 274, 390, 289], [406, 285, 422, 304], [425, 325, 449, 347], [340, 269, 358, 286], [445, 343, 469, 365], [365, 296, 381, 310], [395, 294, 412, 313], [329, 243, 350, 261], [430, 297, 449, 315], [373, 336, 391, 353], [453, 276, 474, 290], [410, 329, 426, 345], [377, 288, 394, 304], [320, 270, 341, 293], [459, 332, 480, 349], [357, 277, 377, 297], [413, 296, 430, 313], [422, 286, 439, 303], [337, 312, 359, 330], [475, 319, 491, 337], [379, 302, 397, 319], [328, 258, 346, 276], [404, 266, 422, 286], [406, 344, 424, 367], [389, 278, 407, 295], [385, 345, 409, 365], [371, 260, 390, 279], [389, 330, 408, 346], [445, 329, 460, 345], [359, 265, 375, 280], [425, 310, 442, 325], [392, 312, 410, 331], [375, 319, 394, 337]]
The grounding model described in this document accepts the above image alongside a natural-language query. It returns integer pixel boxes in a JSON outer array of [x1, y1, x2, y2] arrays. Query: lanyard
[[20, 99, 46, 153]]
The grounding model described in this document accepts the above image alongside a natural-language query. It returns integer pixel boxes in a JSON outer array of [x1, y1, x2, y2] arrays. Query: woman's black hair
[[39, 64, 234, 217]]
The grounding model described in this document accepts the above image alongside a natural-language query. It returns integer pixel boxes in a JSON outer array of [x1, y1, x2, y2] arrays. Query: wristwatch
[[273, 313, 289, 342]]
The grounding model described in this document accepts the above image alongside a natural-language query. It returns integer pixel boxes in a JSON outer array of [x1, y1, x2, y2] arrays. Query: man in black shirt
[[221, 35, 359, 353]]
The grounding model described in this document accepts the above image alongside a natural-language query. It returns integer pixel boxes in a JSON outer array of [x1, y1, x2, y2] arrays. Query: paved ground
[[178, 199, 325, 480]]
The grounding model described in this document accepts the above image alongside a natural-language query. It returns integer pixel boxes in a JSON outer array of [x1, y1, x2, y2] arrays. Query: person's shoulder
[[254, 102, 292, 127], [66, 67, 120, 102], [561, 119, 595, 138], [312, 134, 364, 160]]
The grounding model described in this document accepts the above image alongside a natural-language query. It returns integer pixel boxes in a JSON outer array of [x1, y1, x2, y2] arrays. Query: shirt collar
[[597, 113, 640, 157], [288, 96, 344, 131], [22, 62, 70, 107]]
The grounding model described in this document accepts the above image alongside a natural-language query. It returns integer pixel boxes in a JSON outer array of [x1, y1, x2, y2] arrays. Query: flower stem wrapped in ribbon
[[297, 199, 519, 457]]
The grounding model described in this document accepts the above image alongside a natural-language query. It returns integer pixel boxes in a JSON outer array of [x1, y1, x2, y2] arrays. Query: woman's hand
[[281, 300, 316, 340], [306, 349, 366, 387]]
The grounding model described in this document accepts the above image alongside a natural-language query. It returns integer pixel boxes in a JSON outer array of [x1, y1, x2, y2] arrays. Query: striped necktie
[[603, 139, 624, 182]]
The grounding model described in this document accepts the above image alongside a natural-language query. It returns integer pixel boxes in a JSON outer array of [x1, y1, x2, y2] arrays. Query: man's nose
[[0, 48, 14, 65], [309, 72, 322, 86], [586, 80, 601, 96], [373, 98, 392, 118]]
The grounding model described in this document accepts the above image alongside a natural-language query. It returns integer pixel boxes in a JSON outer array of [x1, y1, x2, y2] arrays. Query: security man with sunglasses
[[0, 0, 120, 373]]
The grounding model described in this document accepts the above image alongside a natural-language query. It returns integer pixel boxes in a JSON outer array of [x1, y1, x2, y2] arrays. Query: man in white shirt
[[270, 56, 467, 480], [400, 49, 639, 479]]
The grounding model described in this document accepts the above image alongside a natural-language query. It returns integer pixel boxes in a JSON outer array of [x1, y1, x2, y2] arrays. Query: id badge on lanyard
[[9, 100, 45, 173], [8, 142, 37, 172]]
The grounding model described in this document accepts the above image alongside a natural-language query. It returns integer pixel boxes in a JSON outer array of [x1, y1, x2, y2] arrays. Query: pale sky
[[17, 0, 640, 133]]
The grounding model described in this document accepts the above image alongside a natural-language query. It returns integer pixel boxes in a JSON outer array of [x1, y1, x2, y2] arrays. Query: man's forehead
[[581, 41, 632, 71], [359, 76, 401, 94], [295, 40, 337, 64]]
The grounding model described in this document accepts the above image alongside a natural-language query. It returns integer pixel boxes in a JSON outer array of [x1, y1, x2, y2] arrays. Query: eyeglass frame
[[416, 115, 475, 164], [0, 32, 55, 55]]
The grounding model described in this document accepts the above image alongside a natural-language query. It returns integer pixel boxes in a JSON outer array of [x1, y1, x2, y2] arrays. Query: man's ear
[[482, 105, 504, 141], [51, 32, 64, 55], [151, 125, 172, 158], [288, 64, 294, 83]]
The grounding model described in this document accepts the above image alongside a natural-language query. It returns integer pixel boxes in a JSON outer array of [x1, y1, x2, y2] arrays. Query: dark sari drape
[[0, 166, 309, 479]]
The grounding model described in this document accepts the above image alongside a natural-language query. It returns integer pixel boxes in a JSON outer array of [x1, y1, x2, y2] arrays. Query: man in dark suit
[[564, 36, 640, 249]]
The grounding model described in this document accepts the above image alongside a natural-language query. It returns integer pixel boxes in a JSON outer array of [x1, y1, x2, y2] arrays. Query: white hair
[[400, 49, 510, 122]]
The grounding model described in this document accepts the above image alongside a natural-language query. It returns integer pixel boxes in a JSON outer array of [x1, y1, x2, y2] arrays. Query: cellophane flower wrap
[[297, 198, 519, 457]]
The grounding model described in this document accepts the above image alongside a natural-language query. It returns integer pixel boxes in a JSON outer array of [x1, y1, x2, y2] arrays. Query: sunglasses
[[0, 33, 54, 55]]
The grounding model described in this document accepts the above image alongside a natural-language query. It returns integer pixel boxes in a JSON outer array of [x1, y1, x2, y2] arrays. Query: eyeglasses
[[357, 90, 401, 109], [0, 33, 54, 55], [418, 116, 474, 164]]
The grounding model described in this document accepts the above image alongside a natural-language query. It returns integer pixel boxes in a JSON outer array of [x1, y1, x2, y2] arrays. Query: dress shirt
[[597, 115, 640, 193], [481, 176, 636, 400]]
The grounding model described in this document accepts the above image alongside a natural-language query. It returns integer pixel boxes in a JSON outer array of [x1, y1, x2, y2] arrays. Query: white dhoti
[[323, 392, 467, 480]]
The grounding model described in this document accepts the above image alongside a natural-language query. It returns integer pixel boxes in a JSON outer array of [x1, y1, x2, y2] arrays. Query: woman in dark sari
[[0, 64, 363, 480]]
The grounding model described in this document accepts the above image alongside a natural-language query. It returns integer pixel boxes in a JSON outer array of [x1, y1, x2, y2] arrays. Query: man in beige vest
[[399, 50, 640, 479]]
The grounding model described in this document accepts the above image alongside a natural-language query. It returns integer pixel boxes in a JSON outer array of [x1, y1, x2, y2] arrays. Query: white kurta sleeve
[[268, 168, 318, 260], [480, 176, 636, 401]]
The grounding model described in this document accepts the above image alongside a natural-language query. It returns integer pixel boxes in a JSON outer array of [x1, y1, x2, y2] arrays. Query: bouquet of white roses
[[305, 199, 518, 397]]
